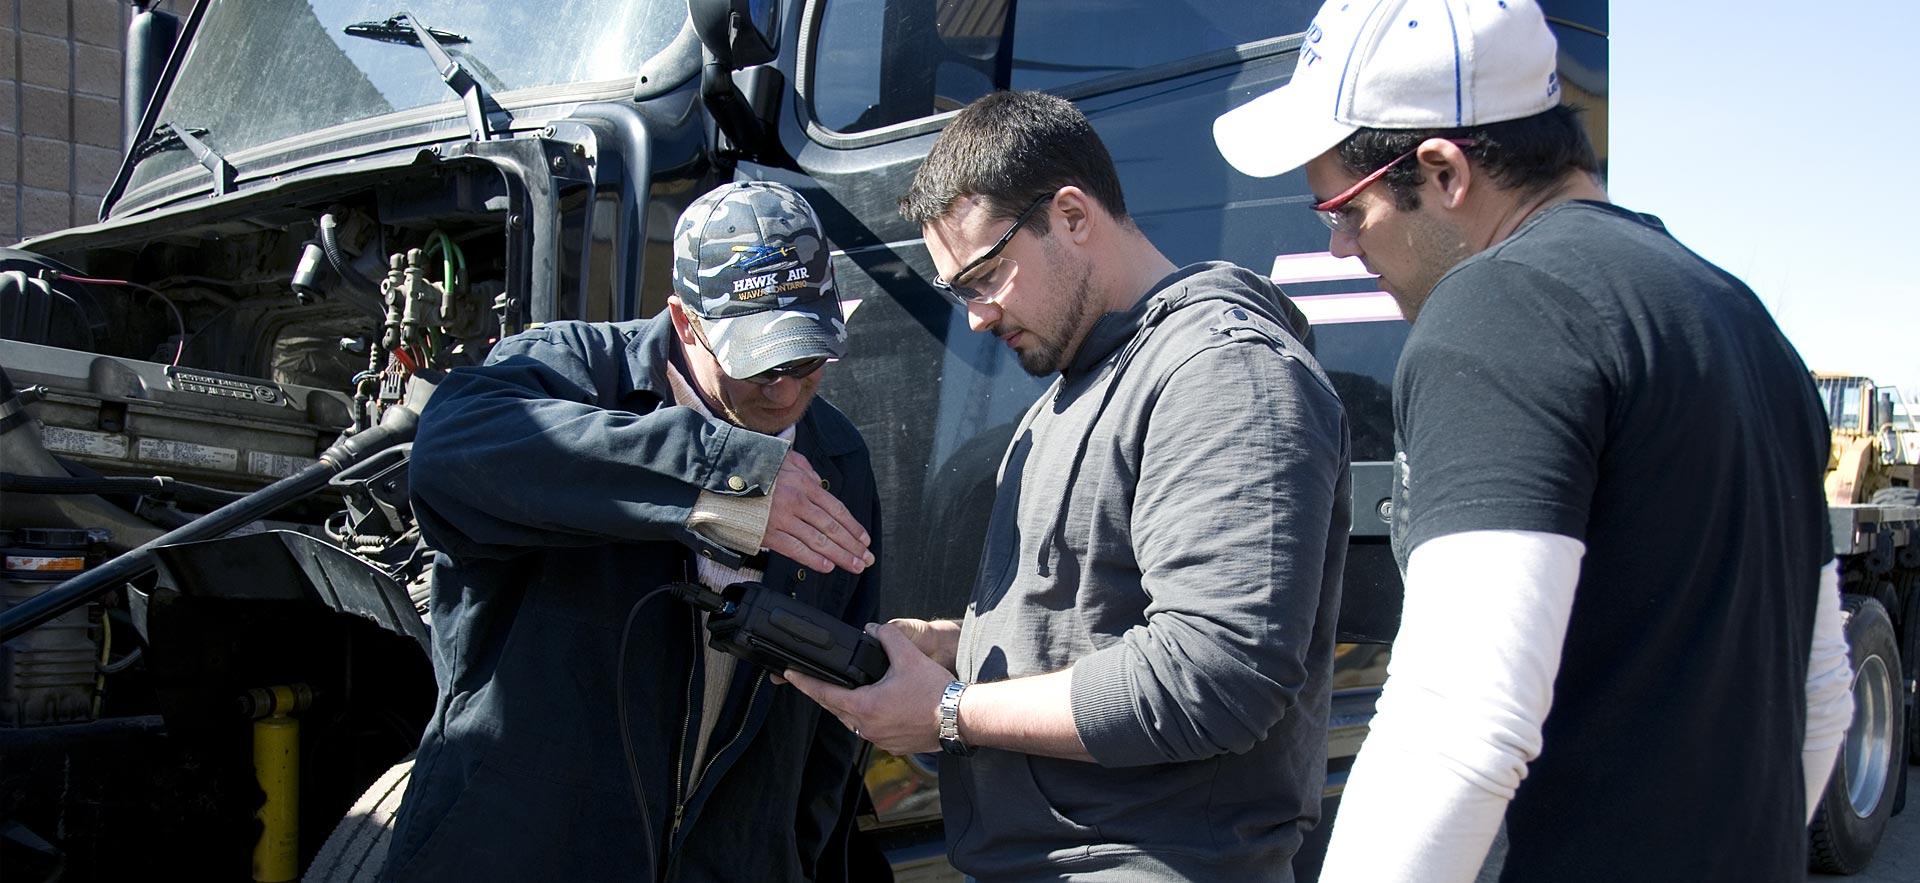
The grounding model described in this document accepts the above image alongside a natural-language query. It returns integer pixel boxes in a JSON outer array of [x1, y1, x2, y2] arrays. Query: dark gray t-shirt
[[1390, 200, 1831, 882]]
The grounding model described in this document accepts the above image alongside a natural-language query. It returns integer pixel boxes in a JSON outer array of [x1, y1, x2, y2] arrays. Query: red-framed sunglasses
[[1312, 138, 1479, 233]]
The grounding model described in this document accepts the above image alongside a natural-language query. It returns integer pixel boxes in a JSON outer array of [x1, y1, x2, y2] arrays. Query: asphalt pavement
[[1810, 763, 1920, 883]]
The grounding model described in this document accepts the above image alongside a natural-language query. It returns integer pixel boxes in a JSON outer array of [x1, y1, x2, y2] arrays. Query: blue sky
[[1608, 1, 1919, 400]]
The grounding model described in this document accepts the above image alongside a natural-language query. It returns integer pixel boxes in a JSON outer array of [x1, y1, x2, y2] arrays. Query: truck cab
[[0, 1, 1610, 878]]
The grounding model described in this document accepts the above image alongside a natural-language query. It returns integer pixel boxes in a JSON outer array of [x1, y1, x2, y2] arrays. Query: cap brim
[[1213, 84, 1359, 179], [702, 300, 848, 379]]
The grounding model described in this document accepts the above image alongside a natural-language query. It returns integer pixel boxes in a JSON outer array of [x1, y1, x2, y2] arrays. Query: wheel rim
[[1843, 652, 1895, 818]]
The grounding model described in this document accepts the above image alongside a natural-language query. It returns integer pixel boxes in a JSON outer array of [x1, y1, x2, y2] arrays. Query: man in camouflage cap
[[668, 180, 848, 434], [388, 180, 879, 881]]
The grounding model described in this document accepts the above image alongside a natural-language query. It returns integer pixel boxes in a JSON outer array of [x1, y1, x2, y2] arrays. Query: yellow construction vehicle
[[1815, 372, 1919, 506]]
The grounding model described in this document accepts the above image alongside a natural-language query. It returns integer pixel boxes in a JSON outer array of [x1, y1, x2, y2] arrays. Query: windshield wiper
[[131, 125, 208, 161], [342, 16, 470, 46], [132, 122, 236, 195], [344, 12, 509, 141]]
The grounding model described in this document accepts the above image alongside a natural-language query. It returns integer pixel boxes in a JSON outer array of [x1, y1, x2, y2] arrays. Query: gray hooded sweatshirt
[[941, 262, 1351, 882]]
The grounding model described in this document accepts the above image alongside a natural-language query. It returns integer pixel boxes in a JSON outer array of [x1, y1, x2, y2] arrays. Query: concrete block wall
[[3, 0, 132, 243]]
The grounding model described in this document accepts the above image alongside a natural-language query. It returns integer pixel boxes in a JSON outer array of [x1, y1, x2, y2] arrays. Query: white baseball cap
[[1213, 0, 1562, 179]]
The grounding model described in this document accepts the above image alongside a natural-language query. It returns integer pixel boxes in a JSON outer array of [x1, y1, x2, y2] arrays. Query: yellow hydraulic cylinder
[[253, 715, 299, 881], [244, 684, 311, 883]]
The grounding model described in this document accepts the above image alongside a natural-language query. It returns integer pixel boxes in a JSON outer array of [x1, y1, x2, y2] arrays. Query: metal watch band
[[938, 679, 975, 756]]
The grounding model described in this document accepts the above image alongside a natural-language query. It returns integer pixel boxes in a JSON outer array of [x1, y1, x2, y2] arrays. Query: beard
[[1013, 260, 1096, 377], [1392, 211, 1476, 323]]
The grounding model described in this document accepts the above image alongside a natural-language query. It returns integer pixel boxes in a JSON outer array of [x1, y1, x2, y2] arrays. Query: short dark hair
[[898, 91, 1128, 235], [1336, 105, 1599, 210]]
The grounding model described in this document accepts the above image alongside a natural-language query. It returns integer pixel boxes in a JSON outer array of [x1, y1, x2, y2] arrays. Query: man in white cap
[[1214, 1, 1855, 880]]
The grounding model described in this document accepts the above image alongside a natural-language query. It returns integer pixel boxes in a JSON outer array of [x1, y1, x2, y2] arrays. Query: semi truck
[[1806, 370, 1920, 873], [15, 2, 1886, 881]]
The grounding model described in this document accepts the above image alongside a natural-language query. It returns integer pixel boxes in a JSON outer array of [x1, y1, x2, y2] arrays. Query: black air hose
[[318, 213, 384, 299]]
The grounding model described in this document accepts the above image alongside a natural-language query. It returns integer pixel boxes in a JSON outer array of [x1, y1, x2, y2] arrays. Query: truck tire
[[1907, 582, 1920, 766], [1809, 596, 1905, 875], [303, 756, 414, 883]]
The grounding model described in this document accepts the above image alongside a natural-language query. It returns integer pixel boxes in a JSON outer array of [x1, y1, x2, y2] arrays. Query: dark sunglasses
[[930, 192, 1053, 308], [690, 320, 831, 385], [743, 356, 830, 385]]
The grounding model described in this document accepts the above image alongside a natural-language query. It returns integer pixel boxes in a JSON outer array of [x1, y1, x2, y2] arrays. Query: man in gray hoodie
[[784, 91, 1350, 881]]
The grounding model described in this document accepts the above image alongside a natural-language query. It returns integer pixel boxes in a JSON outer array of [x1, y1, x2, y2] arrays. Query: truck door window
[[810, 0, 1315, 134], [1005, 1, 1309, 93]]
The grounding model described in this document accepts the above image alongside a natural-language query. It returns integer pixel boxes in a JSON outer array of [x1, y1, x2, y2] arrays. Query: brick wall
[[3, 0, 131, 243]]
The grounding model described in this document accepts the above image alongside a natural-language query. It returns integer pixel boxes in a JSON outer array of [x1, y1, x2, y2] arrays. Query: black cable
[[617, 585, 678, 878], [1, 472, 250, 506], [49, 272, 188, 366]]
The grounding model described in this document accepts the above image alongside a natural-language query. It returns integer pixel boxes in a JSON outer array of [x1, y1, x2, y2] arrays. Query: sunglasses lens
[[935, 284, 971, 309], [744, 357, 828, 385], [776, 357, 828, 377]]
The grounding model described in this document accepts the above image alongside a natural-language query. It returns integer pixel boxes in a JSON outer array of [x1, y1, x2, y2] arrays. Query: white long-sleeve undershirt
[[1804, 560, 1856, 820], [1317, 530, 1854, 882]]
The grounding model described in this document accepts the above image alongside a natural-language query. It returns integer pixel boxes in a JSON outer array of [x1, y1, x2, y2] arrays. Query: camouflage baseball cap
[[672, 181, 846, 379]]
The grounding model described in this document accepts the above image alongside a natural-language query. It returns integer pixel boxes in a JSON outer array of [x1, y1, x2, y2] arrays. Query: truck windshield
[[126, 0, 686, 193]]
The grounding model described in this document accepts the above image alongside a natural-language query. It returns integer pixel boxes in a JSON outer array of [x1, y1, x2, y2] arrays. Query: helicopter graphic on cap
[[733, 244, 799, 273]]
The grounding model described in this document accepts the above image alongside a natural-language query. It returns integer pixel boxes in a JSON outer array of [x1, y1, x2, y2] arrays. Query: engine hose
[[1, 471, 250, 506], [318, 213, 384, 300], [0, 366, 28, 435], [100, 645, 144, 675]]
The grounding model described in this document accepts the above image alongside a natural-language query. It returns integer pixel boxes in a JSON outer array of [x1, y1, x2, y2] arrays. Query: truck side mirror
[[686, 0, 786, 165], [124, 3, 182, 152], [688, 0, 777, 71]]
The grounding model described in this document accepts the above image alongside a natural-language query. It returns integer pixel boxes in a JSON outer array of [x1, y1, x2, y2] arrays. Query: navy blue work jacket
[[382, 313, 880, 882]]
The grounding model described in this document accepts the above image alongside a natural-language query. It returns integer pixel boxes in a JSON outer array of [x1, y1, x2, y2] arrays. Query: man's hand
[[765, 450, 874, 574], [784, 623, 953, 756], [888, 618, 962, 672]]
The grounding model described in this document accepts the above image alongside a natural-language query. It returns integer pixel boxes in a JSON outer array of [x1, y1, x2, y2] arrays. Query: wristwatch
[[938, 680, 976, 756]]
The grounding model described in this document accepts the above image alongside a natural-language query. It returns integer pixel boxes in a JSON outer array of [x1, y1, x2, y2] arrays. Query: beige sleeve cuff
[[689, 490, 774, 554]]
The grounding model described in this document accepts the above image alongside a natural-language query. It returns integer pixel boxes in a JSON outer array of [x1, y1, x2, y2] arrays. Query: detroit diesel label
[[167, 368, 283, 405]]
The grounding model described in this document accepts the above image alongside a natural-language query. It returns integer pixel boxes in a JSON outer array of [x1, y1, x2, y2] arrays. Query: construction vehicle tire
[[303, 756, 414, 883], [1871, 486, 1920, 507]]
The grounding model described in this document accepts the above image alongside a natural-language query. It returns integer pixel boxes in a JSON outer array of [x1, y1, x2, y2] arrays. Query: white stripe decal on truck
[[1291, 291, 1405, 325], [1270, 251, 1404, 325], [1269, 251, 1373, 284]]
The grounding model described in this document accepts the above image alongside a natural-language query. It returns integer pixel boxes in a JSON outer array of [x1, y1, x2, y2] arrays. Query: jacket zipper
[[689, 675, 763, 795], [666, 673, 765, 882], [667, 607, 700, 868], [666, 626, 768, 881]]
